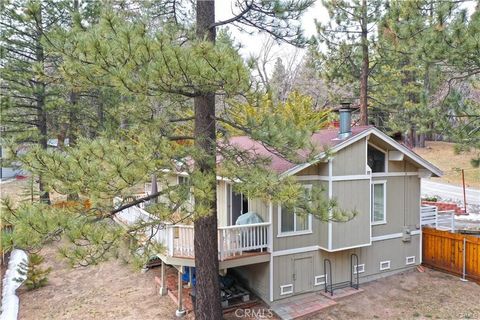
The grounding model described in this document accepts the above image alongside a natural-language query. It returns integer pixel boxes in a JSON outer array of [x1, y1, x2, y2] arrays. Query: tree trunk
[[359, 0, 369, 125], [193, 1, 222, 320], [97, 101, 104, 136], [418, 133, 426, 148], [409, 127, 416, 148], [68, 91, 78, 146], [35, 6, 50, 205], [150, 174, 158, 204]]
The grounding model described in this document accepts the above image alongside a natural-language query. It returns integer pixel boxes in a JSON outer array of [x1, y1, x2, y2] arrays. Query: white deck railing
[[218, 222, 270, 260], [421, 205, 437, 226], [113, 200, 170, 244], [113, 198, 271, 260], [168, 222, 270, 260], [421, 205, 455, 232], [436, 210, 456, 231]]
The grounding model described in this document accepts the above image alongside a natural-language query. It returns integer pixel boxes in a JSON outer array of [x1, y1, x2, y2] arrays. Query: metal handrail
[[324, 258, 333, 296], [350, 253, 359, 290]]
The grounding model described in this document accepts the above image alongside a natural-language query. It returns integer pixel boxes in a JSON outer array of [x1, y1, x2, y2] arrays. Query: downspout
[[328, 160, 333, 250], [269, 201, 274, 302]]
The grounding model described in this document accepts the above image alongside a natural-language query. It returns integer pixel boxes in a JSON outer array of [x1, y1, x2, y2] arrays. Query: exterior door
[[293, 257, 313, 294], [231, 191, 242, 225], [227, 182, 247, 225]]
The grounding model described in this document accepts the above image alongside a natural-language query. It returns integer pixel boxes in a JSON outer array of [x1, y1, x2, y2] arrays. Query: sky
[[215, 1, 329, 73], [215, 0, 477, 76]]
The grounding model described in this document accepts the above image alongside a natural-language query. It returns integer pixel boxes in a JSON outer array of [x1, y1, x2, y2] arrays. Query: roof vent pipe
[[338, 102, 352, 139]]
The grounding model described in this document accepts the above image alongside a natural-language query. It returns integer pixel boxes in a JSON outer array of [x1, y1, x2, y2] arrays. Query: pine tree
[[371, 0, 478, 149], [15, 253, 52, 290], [269, 58, 289, 102], [316, 0, 385, 125], [0, 0, 71, 203], [2, 1, 360, 318]]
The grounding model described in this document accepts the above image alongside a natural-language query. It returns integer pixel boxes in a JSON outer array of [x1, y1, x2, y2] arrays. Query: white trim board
[[268, 202, 274, 302], [326, 242, 372, 252], [372, 172, 418, 177], [272, 246, 320, 257], [272, 231, 420, 256], [328, 160, 333, 250], [368, 142, 388, 173], [296, 174, 370, 181], [272, 242, 372, 256], [371, 230, 420, 242], [277, 197, 313, 237], [371, 180, 387, 225], [280, 127, 443, 178]]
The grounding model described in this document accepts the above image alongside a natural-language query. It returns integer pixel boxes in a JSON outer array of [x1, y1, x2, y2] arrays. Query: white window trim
[[371, 180, 387, 225], [280, 284, 293, 295], [177, 176, 194, 206], [314, 274, 328, 286], [380, 260, 391, 271], [368, 142, 388, 173], [354, 264, 365, 274], [277, 185, 313, 237], [406, 256, 416, 265]]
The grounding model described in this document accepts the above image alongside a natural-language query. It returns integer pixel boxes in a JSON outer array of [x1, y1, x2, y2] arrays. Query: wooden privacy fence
[[422, 227, 480, 282]]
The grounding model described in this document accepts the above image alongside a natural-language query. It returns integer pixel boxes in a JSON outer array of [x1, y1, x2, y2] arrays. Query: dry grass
[[0, 178, 68, 205], [17, 245, 179, 320], [1, 178, 35, 204], [414, 141, 480, 189], [17, 249, 480, 320], [308, 268, 480, 320]]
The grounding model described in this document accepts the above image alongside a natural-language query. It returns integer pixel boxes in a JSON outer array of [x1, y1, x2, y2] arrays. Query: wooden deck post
[[159, 261, 167, 296], [175, 268, 186, 317], [187, 267, 192, 288]]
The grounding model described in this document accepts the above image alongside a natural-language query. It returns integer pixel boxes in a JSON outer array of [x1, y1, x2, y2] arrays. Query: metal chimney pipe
[[338, 102, 352, 139]]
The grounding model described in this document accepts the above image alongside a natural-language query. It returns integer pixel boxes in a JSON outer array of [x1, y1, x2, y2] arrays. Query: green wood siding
[[233, 262, 270, 302], [331, 179, 371, 250], [297, 162, 329, 176], [272, 236, 420, 301], [388, 158, 419, 172], [332, 139, 367, 176], [372, 176, 420, 237]]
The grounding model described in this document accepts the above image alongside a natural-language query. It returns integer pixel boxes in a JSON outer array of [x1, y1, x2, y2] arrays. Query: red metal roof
[[228, 126, 372, 174]]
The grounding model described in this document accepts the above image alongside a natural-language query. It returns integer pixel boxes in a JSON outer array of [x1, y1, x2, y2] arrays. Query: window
[[354, 264, 365, 274], [368, 145, 386, 172], [280, 206, 310, 233], [178, 176, 193, 205], [279, 185, 312, 235], [380, 260, 391, 271], [178, 176, 189, 185], [371, 181, 386, 224]]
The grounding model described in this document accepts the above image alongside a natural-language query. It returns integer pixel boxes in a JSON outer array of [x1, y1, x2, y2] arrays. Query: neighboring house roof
[[229, 126, 443, 178]]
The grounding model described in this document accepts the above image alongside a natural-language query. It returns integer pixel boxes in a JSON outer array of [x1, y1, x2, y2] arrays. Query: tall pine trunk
[[35, 6, 50, 204], [66, 91, 80, 201], [359, 0, 369, 126], [193, 1, 223, 319]]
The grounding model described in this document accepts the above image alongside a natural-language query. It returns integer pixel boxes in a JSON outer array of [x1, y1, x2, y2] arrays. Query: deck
[[114, 201, 271, 267]]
